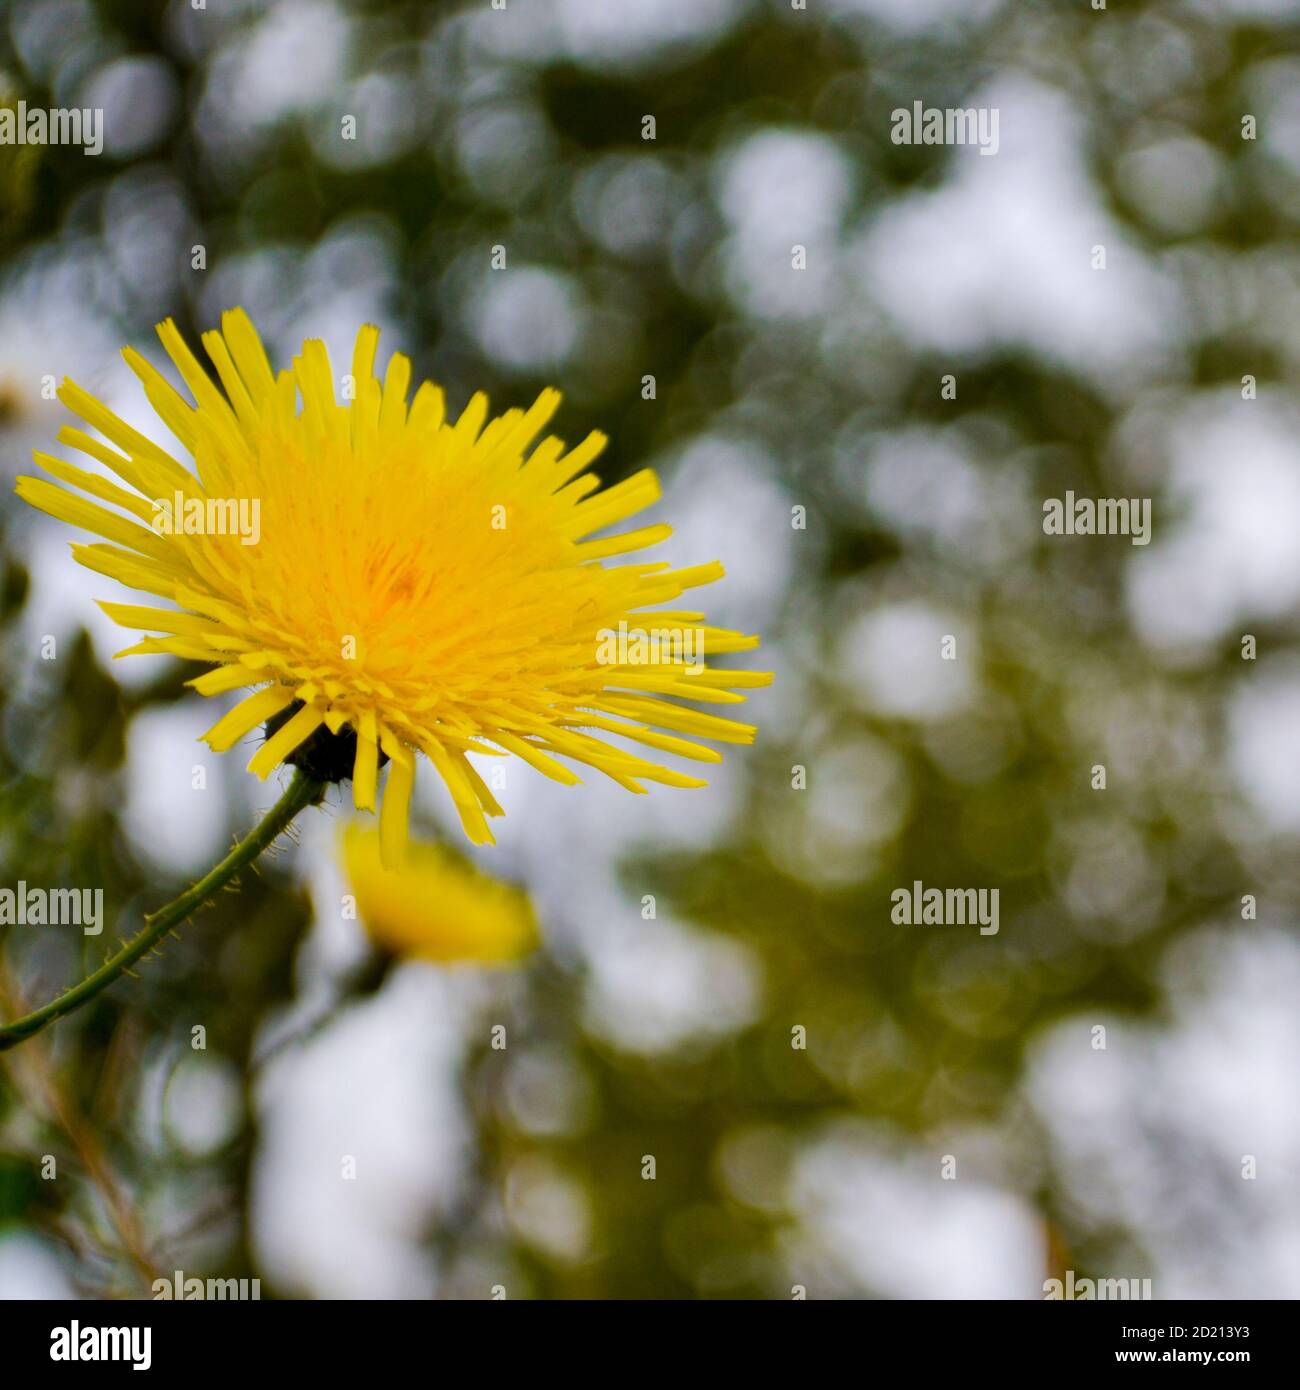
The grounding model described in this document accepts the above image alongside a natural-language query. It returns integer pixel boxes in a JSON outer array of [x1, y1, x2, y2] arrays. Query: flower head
[[16, 309, 771, 857], [342, 822, 538, 965]]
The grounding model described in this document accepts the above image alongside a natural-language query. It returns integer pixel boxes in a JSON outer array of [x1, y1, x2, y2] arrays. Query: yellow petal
[[378, 738, 415, 865], [202, 686, 296, 754], [247, 703, 325, 779]]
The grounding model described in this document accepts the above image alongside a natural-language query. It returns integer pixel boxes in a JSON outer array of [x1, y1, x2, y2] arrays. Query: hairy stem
[[0, 771, 324, 1052]]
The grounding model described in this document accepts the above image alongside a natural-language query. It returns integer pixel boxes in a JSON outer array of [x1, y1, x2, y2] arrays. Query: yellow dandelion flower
[[15, 309, 772, 859], [342, 822, 538, 965]]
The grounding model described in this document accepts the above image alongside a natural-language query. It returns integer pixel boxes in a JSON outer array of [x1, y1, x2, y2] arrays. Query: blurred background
[[1, 0, 1299, 1300]]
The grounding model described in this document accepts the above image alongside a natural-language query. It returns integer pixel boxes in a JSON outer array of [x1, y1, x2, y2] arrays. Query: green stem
[[0, 770, 325, 1052]]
